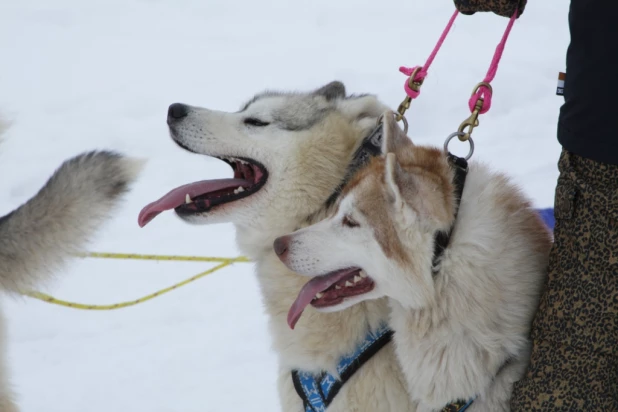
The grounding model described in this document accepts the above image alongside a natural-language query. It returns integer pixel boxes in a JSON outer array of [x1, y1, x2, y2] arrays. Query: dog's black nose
[[273, 236, 289, 258], [168, 103, 189, 120]]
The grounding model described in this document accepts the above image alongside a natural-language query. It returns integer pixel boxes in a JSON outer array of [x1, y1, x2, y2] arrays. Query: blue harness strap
[[291, 323, 475, 412], [291, 324, 393, 412], [441, 398, 475, 412]]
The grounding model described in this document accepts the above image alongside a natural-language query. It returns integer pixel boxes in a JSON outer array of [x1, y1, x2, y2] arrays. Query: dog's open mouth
[[287, 267, 375, 329], [138, 156, 268, 227]]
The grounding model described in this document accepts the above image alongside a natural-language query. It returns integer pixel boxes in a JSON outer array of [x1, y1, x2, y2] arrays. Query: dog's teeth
[[237, 186, 245, 193], [335, 285, 342, 290], [360, 270, 367, 278], [345, 281, 353, 287], [315, 292, 324, 299], [353, 275, 361, 283], [185, 194, 192, 204], [239, 159, 248, 165]]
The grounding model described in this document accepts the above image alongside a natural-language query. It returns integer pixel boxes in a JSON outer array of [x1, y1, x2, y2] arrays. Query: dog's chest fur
[[387, 163, 551, 412], [254, 250, 417, 411]]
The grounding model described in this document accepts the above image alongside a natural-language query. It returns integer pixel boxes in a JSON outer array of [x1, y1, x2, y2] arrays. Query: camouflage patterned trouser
[[511, 150, 618, 411]]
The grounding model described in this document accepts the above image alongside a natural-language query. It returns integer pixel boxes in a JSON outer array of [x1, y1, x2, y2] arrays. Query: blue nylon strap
[[296, 372, 325, 412], [438, 397, 477, 412], [295, 323, 476, 411], [296, 323, 392, 412], [322, 324, 392, 399], [456, 398, 475, 412]]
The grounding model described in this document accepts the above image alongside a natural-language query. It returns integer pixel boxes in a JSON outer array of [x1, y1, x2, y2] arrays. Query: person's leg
[[511, 149, 618, 410]]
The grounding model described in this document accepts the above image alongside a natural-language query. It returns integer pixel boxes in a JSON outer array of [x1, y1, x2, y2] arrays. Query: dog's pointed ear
[[314, 81, 346, 101], [385, 152, 403, 206], [381, 112, 413, 155], [386, 148, 454, 230]]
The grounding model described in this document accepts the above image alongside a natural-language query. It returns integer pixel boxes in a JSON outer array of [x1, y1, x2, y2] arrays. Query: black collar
[[324, 123, 384, 209], [324, 120, 469, 274], [431, 153, 469, 272]]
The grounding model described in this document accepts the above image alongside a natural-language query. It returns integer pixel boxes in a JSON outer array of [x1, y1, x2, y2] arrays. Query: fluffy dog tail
[[0, 139, 144, 294]]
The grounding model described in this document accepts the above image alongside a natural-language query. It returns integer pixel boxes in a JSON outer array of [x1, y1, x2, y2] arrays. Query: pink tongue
[[287, 268, 359, 330], [138, 178, 250, 227]]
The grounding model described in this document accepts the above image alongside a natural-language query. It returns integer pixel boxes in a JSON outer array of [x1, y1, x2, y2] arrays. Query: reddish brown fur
[[492, 174, 553, 258], [341, 138, 456, 264], [348, 160, 411, 264]]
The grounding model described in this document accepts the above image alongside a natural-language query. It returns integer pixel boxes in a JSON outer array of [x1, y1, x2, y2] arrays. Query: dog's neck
[[388, 283, 510, 410], [387, 163, 550, 411]]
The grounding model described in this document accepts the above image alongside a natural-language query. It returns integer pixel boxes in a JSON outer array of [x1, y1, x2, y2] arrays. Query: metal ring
[[378, 112, 409, 135], [399, 115, 409, 135], [444, 132, 474, 160]]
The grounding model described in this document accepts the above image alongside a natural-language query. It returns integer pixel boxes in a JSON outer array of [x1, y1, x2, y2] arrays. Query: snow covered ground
[[0, 1, 568, 411]]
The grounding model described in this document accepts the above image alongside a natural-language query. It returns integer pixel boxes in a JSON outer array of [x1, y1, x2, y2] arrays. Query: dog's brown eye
[[244, 118, 270, 127], [342, 215, 359, 228]]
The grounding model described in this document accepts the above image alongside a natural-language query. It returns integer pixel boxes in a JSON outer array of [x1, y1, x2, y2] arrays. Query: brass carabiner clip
[[456, 82, 493, 141], [395, 66, 424, 121], [457, 99, 482, 142], [396, 97, 411, 122]]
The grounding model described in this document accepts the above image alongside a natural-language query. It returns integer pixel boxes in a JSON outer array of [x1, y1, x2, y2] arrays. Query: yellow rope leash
[[23, 254, 251, 310], [79, 252, 250, 263]]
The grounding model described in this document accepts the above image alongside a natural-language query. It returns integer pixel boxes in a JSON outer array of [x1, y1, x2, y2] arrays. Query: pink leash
[[468, 9, 518, 114], [399, 9, 459, 99], [399, 8, 518, 116]]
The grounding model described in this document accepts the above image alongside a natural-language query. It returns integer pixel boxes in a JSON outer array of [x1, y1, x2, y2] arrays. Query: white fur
[[163, 83, 417, 411], [278, 117, 551, 411]]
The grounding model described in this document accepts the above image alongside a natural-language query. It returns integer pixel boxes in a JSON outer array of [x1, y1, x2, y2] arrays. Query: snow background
[[0, 1, 568, 411]]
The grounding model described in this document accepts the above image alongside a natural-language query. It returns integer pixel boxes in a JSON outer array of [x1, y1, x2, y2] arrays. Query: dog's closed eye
[[244, 118, 270, 127], [342, 215, 360, 228]]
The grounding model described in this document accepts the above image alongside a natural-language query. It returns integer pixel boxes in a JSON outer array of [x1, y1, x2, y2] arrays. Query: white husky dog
[[138, 83, 418, 411], [274, 113, 552, 411]]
